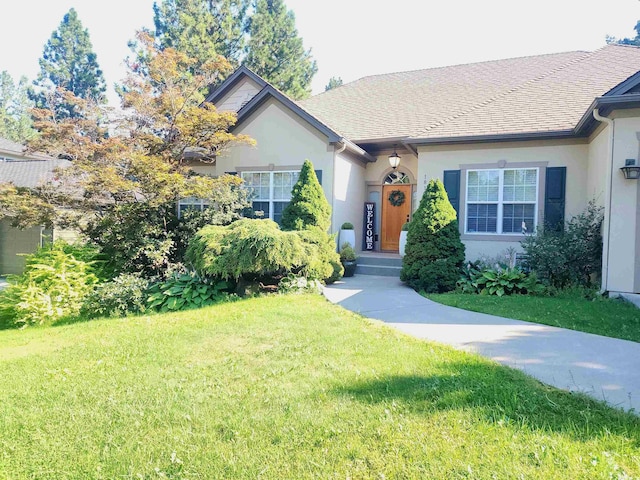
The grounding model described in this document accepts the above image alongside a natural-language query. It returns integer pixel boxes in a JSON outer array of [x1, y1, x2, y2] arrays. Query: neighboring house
[[0, 137, 71, 275], [196, 44, 640, 295]]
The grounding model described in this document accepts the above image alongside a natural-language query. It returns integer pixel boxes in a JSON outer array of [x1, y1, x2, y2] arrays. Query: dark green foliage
[[0, 241, 99, 327], [401, 222, 410, 232], [244, 0, 317, 99], [457, 263, 543, 296], [325, 77, 343, 91], [340, 222, 354, 230], [401, 179, 465, 293], [281, 159, 331, 232], [607, 21, 640, 46], [32, 8, 106, 117], [339, 243, 356, 262], [0, 71, 36, 143], [146, 272, 233, 312], [297, 228, 343, 283], [522, 201, 603, 289], [82, 274, 150, 318], [151, 0, 248, 70]]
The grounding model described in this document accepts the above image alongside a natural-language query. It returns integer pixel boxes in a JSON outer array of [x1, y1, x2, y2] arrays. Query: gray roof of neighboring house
[[0, 137, 69, 188], [299, 45, 640, 143]]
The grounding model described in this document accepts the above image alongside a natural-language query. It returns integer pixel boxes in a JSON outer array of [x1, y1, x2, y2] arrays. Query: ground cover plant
[[0, 295, 639, 478], [427, 291, 640, 343]]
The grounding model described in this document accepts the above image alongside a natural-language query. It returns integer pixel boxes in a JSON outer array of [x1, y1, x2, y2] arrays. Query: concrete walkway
[[324, 275, 640, 413]]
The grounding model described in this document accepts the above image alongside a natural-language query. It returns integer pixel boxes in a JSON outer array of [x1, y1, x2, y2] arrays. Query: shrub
[[401, 222, 410, 232], [340, 222, 354, 230], [297, 228, 343, 283], [0, 241, 98, 327], [146, 272, 234, 312], [339, 243, 357, 262], [281, 159, 331, 231], [458, 264, 543, 296], [186, 219, 310, 281], [401, 179, 465, 293], [522, 201, 603, 288], [81, 274, 150, 318]]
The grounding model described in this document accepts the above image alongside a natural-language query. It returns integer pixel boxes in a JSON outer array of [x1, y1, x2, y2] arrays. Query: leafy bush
[[298, 228, 343, 283], [339, 243, 357, 262], [458, 263, 543, 296], [186, 219, 310, 281], [401, 179, 465, 293], [81, 274, 150, 318], [340, 222, 354, 230], [147, 272, 233, 312], [522, 201, 603, 288], [278, 274, 323, 294], [401, 222, 410, 232], [281, 159, 331, 231], [0, 241, 98, 327]]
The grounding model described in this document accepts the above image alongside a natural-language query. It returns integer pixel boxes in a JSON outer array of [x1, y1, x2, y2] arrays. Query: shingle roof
[[299, 45, 640, 143], [0, 158, 70, 188]]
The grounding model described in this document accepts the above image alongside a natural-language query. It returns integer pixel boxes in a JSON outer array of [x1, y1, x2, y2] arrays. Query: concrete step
[[355, 264, 402, 277], [357, 254, 403, 268]]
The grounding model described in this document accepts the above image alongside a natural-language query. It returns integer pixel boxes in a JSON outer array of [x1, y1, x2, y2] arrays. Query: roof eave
[[405, 130, 578, 146], [575, 93, 640, 135], [203, 65, 268, 105]]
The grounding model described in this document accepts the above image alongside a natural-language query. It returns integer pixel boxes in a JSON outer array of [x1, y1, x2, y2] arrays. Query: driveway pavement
[[324, 275, 640, 413]]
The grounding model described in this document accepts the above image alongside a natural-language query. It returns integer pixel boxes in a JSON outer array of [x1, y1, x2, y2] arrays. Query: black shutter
[[225, 171, 238, 176], [544, 167, 566, 232], [314, 169, 322, 185], [443, 170, 461, 219]]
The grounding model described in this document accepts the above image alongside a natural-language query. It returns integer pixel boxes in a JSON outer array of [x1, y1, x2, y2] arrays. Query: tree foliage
[[607, 21, 640, 46], [0, 71, 37, 143], [280, 159, 330, 231], [31, 8, 106, 118], [401, 179, 465, 293], [244, 0, 317, 99], [151, 0, 249, 70], [324, 76, 343, 91], [1, 33, 253, 276]]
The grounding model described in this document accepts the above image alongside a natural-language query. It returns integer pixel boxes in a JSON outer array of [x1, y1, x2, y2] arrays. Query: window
[[177, 197, 209, 217], [241, 170, 299, 224], [465, 168, 538, 234]]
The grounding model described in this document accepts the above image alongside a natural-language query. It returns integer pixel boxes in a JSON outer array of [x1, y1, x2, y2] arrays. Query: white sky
[[1, 0, 639, 106]]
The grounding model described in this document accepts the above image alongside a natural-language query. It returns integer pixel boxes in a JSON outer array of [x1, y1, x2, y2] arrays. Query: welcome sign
[[363, 202, 375, 250]]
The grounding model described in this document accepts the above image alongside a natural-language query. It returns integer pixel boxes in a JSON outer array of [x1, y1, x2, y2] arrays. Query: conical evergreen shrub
[[400, 179, 465, 292], [281, 159, 331, 232]]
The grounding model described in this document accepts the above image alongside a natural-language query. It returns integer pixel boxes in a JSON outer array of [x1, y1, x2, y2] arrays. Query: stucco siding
[[0, 220, 43, 275], [587, 126, 609, 207], [333, 151, 367, 249], [216, 77, 262, 113], [417, 140, 589, 261]]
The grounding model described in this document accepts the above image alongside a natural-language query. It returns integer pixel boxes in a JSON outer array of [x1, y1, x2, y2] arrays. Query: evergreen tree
[[0, 71, 36, 143], [151, 0, 249, 69], [281, 159, 330, 231], [32, 8, 106, 117], [324, 76, 343, 91], [400, 179, 465, 293], [607, 20, 640, 46], [244, 0, 317, 99]]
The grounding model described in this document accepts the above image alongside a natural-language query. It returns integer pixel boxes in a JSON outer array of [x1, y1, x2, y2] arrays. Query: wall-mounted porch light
[[388, 146, 401, 170], [620, 159, 640, 180]]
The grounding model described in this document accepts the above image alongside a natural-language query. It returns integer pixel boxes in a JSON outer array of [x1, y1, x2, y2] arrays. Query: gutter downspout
[[331, 141, 348, 236], [592, 108, 614, 293]]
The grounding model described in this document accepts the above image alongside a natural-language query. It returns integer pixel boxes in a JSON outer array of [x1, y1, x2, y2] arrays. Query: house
[[194, 44, 640, 295], [0, 137, 71, 275]]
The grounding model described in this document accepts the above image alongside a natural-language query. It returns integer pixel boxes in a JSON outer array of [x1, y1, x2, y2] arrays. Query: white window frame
[[240, 170, 299, 222], [464, 167, 539, 235], [177, 197, 210, 218]]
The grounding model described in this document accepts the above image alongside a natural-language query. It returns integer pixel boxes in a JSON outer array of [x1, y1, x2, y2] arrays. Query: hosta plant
[[146, 272, 234, 312]]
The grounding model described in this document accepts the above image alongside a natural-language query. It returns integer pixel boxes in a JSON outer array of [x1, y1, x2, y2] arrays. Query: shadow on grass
[[332, 360, 640, 442]]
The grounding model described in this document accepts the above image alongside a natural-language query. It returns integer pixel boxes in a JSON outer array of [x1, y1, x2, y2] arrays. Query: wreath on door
[[388, 189, 405, 207]]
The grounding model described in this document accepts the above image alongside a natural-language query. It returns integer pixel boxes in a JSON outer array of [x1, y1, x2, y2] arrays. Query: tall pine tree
[[32, 8, 106, 117], [244, 0, 317, 99], [151, 0, 249, 69], [0, 71, 36, 143]]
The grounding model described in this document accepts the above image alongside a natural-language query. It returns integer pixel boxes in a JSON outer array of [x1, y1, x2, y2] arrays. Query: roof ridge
[[410, 50, 594, 138]]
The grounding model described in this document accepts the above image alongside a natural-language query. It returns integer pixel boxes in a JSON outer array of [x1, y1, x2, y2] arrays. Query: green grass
[[427, 292, 640, 343], [1, 295, 639, 479]]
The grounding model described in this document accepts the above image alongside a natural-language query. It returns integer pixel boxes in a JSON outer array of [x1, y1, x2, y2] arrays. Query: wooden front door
[[381, 184, 411, 251]]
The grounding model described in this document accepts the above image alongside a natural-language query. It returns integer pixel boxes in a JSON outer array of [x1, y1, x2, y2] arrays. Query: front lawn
[[1, 295, 639, 478], [427, 292, 640, 343]]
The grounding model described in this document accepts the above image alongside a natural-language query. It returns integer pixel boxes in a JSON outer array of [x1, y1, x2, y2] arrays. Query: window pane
[[467, 186, 479, 202], [251, 201, 270, 219], [503, 203, 535, 233], [466, 203, 497, 233], [273, 201, 288, 225]]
